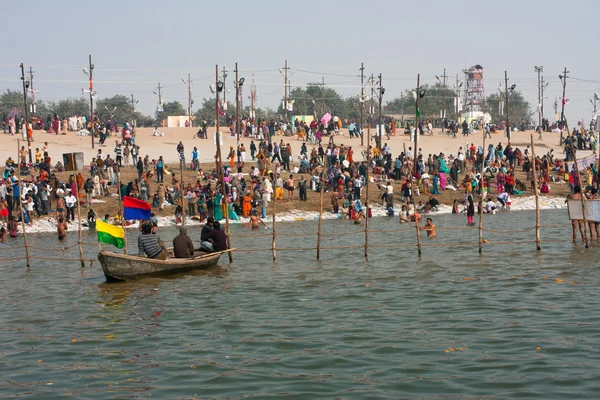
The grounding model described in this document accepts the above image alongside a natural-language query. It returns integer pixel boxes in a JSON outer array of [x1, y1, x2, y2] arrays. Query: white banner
[[565, 154, 597, 172], [568, 199, 600, 222], [213, 131, 223, 146]]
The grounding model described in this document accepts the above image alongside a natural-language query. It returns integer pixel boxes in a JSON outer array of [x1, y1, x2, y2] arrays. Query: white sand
[[3, 195, 567, 236], [1, 126, 590, 167]]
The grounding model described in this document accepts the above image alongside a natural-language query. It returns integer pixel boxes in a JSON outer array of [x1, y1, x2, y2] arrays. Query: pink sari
[[439, 172, 447, 190]]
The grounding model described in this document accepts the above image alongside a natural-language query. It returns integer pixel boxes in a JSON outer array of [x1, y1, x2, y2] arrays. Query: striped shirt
[[137, 234, 162, 258]]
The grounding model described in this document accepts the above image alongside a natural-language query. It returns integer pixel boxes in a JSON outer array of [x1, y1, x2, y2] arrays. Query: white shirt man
[[65, 193, 77, 209]]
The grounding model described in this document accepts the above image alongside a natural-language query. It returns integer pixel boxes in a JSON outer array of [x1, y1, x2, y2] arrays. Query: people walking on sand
[[156, 156, 164, 183]]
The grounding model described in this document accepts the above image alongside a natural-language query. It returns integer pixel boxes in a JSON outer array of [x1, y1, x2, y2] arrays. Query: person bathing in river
[[57, 217, 68, 242], [419, 217, 437, 237], [249, 211, 267, 230]]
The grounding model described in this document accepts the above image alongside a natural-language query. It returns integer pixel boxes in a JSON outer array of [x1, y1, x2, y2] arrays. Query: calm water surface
[[1, 209, 599, 399]]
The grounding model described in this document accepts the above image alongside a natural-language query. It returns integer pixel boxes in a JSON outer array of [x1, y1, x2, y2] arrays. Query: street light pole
[[359, 62, 365, 147], [20, 63, 32, 164], [377, 73, 383, 149], [504, 70, 511, 147], [559, 67, 569, 144], [88, 54, 94, 149], [414, 73, 421, 176], [534, 66, 543, 129]]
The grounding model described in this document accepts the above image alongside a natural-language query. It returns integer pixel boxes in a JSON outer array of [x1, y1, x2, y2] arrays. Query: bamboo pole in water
[[74, 179, 85, 267], [117, 168, 128, 255], [530, 134, 541, 251], [215, 64, 233, 262], [478, 129, 486, 254], [272, 163, 278, 261], [411, 177, 422, 258], [180, 160, 185, 226], [16, 139, 31, 268], [364, 147, 370, 258], [565, 122, 589, 248], [400, 142, 407, 225], [317, 162, 325, 261]]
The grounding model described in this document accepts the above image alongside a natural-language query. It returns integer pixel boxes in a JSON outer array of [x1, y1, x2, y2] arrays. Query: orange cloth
[[242, 196, 252, 217]]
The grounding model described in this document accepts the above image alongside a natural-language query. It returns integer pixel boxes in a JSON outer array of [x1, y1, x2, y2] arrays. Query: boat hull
[[98, 249, 232, 281]]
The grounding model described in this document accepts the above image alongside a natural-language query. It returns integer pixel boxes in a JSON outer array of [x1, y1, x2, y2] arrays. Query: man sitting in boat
[[137, 223, 168, 260], [201, 221, 227, 253], [173, 226, 195, 258], [200, 217, 214, 243]]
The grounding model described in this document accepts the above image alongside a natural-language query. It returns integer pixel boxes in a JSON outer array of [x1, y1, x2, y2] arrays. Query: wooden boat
[[98, 248, 235, 281]]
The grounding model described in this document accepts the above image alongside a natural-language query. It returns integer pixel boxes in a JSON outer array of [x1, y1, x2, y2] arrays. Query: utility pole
[[250, 73, 255, 121], [559, 67, 569, 144], [455, 73, 460, 115], [182, 74, 192, 127], [436, 68, 448, 128], [368, 74, 374, 144], [280, 60, 290, 121], [28, 66, 37, 115], [359, 62, 365, 146], [535, 66, 543, 129], [321, 77, 326, 116], [504, 71, 511, 147], [414, 73, 421, 175], [130, 94, 138, 126], [235, 62, 241, 145], [541, 75, 548, 126], [20, 63, 32, 163], [155, 82, 163, 106], [221, 67, 228, 120], [88, 54, 94, 149], [377, 73, 383, 149]]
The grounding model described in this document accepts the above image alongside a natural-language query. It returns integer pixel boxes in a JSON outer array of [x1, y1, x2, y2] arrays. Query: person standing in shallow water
[[466, 193, 475, 225], [419, 217, 437, 237], [566, 185, 586, 243]]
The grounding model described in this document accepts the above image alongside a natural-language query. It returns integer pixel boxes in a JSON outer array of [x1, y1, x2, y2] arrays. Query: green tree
[[155, 101, 186, 123], [0, 89, 26, 118], [385, 83, 459, 120], [485, 90, 532, 126], [194, 97, 218, 126], [96, 95, 133, 124], [278, 84, 348, 119], [46, 97, 90, 119]]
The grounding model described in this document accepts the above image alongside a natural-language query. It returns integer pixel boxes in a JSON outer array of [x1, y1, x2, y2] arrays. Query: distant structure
[[462, 65, 490, 122]]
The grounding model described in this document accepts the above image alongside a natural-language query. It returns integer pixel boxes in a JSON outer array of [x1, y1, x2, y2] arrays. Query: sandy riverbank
[[2, 195, 568, 236], [0, 126, 589, 167]]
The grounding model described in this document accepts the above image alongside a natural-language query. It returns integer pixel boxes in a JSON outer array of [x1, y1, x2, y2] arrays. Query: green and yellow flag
[[96, 220, 125, 249]]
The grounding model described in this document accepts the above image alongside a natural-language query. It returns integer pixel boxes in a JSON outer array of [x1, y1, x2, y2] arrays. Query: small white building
[[162, 116, 192, 128]]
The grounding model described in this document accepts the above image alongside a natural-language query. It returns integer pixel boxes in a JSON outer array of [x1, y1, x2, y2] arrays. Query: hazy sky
[[2, 0, 599, 123]]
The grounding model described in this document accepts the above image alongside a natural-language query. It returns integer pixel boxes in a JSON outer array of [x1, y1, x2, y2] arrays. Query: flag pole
[[74, 179, 85, 267], [117, 166, 128, 255]]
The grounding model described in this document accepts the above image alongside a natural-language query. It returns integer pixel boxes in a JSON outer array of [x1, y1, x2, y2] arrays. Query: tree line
[[0, 83, 532, 128]]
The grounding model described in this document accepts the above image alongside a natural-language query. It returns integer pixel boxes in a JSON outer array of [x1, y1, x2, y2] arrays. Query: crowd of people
[[1, 114, 599, 249]]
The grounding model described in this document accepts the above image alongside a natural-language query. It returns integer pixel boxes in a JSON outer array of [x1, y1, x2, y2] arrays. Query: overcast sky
[[2, 0, 598, 123]]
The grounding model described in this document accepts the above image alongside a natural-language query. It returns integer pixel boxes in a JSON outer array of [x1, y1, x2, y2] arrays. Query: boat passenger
[[137, 223, 168, 260], [173, 226, 195, 259], [201, 221, 227, 252]]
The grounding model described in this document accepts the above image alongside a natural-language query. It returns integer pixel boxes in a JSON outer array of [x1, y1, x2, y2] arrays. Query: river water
[[1, 209, 599, 399]]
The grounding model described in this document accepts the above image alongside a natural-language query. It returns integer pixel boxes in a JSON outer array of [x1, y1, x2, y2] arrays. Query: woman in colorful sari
[[438, 155, 449, 190], [213, 193, 223, 221]]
